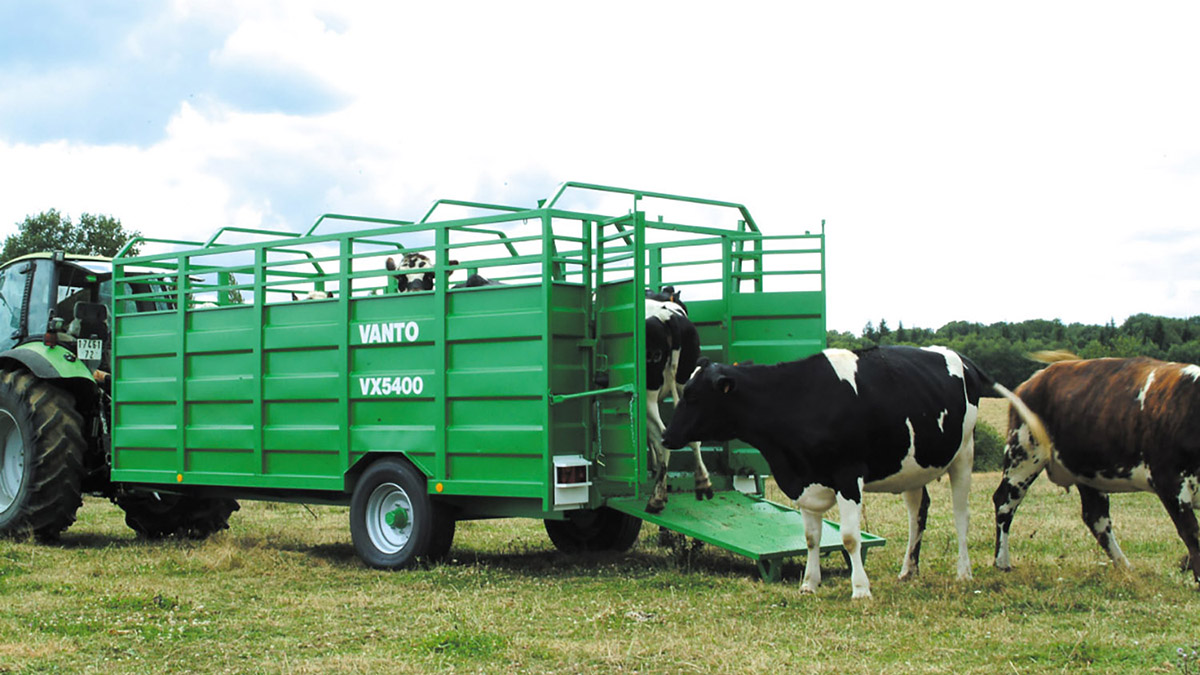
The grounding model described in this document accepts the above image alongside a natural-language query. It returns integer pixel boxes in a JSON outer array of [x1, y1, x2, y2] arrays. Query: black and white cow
[[661, 345, 1043, 598], [453, 273, 502, 289], [646, 285, 686, 313], [291, 290, 332, 301], [993, 352, 1200, 583], [645, 292, 711, 513], [387, 253, 435, 292]]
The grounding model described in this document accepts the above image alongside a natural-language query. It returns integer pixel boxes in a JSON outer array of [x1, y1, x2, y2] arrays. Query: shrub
[[974, 420, 1006, 472]]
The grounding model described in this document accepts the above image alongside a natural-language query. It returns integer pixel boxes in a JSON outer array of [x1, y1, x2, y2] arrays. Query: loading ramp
[[608, 491, 886, 582]]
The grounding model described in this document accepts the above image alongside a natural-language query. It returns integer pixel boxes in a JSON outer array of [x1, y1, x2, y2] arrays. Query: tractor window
[[0, 264, 25, 349], [54, 264, 99, 331]]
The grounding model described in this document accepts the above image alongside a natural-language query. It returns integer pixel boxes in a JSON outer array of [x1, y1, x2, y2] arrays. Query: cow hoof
[[898, 569, 917, 582], [799, 584, 817, 595], [645, 501, 665, 514], [694, 487, 714, 501], [994, 563, 1013, 573], [851, 589, 873, 600]]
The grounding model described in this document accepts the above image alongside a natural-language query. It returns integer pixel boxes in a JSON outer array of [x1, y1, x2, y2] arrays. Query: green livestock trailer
[[0, 181, 882, 581]]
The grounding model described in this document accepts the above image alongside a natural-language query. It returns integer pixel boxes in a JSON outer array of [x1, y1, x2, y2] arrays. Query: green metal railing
[[110, 181, 824, 515]]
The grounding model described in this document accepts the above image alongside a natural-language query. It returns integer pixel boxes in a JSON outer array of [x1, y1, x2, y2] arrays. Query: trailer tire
[[0, 369, 85, 541], [544, 508, 642, 554], [350, 457, 439, 569], [115, 493, 240, 540], [426, 505, 456, 563]]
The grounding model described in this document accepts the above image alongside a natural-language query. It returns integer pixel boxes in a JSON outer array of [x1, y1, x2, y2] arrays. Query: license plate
[[77, 338, 103, 361]]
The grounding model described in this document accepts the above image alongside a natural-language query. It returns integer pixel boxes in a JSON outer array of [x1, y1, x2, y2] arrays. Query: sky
[[1, 1, 1198, 334]]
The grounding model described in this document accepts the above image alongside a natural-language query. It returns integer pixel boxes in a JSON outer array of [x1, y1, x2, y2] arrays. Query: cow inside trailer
[[108, 181, 883, 576]]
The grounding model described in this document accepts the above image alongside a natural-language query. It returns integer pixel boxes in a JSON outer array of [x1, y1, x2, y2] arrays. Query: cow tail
[[989, 382, 1052, 456], [1028, 349, 1080, 364], [959, 353, 1053, 456]]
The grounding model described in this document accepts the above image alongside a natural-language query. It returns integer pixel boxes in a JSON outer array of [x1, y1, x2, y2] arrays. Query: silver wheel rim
[[0, 410, 24, 511], [365, 481, 413, 554]]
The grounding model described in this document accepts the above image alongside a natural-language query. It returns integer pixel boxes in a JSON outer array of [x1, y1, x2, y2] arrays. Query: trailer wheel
[[116, 492, 240, 539], [544, 508, 642, 554], [350, 457, 440, 569], [0, 369, 85, 541]]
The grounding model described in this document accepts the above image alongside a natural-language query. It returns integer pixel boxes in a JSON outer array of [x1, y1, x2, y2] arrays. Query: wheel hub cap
[[365, 482, 413, 554], [0, 410, 23, 511]]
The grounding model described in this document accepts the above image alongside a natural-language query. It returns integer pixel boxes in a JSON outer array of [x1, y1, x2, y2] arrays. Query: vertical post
[[732, 220, 746, 295], [632, 211, 647, 493], [648, 246, 662, 295], [338, 236, 351, 475], [753, 236, 763, 294], [174, 254, 189, 478], [540, 210, 553, 510], [435, 222, 449, 481], [254, 246, 266, 475], [722, 236, 733, 356], [820, 219, 827, 342]]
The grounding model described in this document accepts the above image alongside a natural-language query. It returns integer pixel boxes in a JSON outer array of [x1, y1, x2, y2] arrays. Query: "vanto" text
[[358, 321, 420, 344]]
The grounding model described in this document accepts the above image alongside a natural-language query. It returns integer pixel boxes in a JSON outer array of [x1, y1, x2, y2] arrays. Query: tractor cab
[[0, 253, 113, 362]]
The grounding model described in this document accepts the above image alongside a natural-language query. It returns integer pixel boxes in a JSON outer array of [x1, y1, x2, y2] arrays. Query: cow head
[[661, 358, 739, 449], [387, 253, 435, 292]]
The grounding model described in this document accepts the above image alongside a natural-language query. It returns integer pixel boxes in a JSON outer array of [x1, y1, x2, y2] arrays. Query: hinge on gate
[[592, 353, 609, 388]]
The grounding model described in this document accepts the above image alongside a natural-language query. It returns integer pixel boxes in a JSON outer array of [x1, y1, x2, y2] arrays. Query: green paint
[[11, 342, 95, 380], [385, 507, 409, 529]]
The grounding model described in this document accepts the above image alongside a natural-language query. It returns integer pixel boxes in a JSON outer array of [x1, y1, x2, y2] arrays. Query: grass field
[[3, 451, 1198, 672]]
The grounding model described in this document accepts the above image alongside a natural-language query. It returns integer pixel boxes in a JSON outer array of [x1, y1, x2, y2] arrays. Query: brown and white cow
[[993, 352, 1200, 583]]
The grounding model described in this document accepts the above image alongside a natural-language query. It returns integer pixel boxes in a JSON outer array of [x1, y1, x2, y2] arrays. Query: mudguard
[[0, 342, 96, 383]]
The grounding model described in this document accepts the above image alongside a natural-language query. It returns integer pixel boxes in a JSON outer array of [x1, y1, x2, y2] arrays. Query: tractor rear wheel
[[115, 492, 240, 540], [0, 369, 86, 541], [544, 508, 642, 553]]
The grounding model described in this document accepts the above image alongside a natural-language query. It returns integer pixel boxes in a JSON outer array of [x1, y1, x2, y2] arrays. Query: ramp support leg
[[756, 558, 783, 583]]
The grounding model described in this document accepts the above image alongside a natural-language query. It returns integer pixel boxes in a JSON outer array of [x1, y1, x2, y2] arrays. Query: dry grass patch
[[978, 396, 1010, 434]]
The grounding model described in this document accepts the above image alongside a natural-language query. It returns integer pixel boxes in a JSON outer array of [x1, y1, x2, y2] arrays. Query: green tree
[[1166, 340, 1200, 365], [2, 210, 140, 262], [1150, 319, 1167, 350], [863, 321, 878, 343]]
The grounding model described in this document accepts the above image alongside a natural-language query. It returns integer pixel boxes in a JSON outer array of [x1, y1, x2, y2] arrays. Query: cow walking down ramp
[[662, 345, 1042, 599], [993, 352, 1200, 583], [644, 292, 711, 513]]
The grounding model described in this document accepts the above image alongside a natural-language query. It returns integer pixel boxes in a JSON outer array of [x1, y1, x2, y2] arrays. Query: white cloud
[[2, 2, 1200, 332]]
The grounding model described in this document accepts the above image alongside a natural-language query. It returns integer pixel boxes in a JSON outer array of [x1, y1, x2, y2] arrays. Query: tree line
[[828, 315, 1200, 390], [2, 210, 139, 263]]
